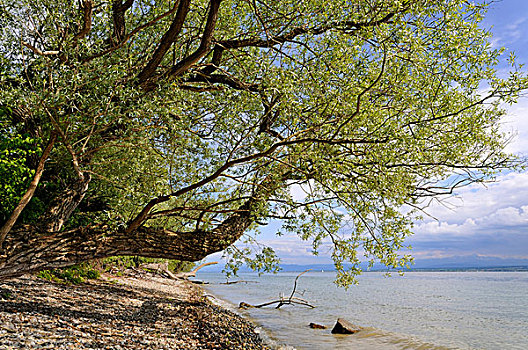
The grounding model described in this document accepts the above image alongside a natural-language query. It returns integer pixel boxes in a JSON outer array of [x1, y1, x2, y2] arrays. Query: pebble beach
[[0, 273, 271, 349]]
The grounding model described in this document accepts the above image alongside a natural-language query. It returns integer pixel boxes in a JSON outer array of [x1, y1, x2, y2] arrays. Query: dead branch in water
[[239, 269, 315, 309], [221, 280, 259, 285]]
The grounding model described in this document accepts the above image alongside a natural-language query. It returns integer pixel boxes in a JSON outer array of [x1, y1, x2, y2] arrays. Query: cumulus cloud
[[418, 172, 528, 223], [408, 171, 528, 259], [502, 98, 528, 155]]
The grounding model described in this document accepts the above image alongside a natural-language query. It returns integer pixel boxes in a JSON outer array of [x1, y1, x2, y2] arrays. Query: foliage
[[37, 263, 101, 284], [0, 117, 41, 224], [1, 0, 527, 285]]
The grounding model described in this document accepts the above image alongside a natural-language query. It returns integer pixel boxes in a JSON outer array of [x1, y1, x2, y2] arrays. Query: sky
[[407, 0, 528, 262], [209, 1, 528, 267]]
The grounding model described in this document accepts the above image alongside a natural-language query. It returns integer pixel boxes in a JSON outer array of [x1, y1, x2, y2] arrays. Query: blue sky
[[210, 1, 528, 267]]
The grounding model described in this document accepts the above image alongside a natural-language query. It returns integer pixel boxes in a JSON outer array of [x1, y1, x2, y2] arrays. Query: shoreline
[[0, 273, 271, 349], [200, 283, 293, 350]]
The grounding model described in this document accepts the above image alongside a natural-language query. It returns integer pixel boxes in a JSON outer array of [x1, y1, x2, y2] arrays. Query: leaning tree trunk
[[0, 223, 241, 279], [0, 169, 288, 280]]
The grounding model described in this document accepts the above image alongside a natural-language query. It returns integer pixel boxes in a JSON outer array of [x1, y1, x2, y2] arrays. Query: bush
[[37, 263, 101, 284]]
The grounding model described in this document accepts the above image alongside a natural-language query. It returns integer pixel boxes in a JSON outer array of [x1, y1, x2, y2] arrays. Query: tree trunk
[[0, 223, 237, 279], [0, 133, 57, 247], [40, 175, 91, 232]]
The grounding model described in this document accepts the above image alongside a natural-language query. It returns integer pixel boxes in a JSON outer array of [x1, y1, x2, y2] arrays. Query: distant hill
[[199, 255, 528, 273], [409, 255, 528, 271]]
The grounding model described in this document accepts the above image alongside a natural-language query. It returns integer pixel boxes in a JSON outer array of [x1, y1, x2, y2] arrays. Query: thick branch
[[184, 73, 260, 91], [83, 2, 179, 62], [216, 10, 397, 51], [112, 0, 134, 43], [164, 0, 223, 79], [73, 0, 93, 44], [0, 168, 288, 279], [137, 0, 190, 84], [0, 133, 57, 249], [40, 175, 92, 233]]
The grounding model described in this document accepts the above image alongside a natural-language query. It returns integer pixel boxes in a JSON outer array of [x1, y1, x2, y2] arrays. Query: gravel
[[0, 273, 271, 349]]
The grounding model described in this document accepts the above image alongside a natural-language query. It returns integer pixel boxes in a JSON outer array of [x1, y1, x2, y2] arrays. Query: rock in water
[[331, 318, 361, 334], [309, 323, 327, 329], [239, 302, 254, 309]]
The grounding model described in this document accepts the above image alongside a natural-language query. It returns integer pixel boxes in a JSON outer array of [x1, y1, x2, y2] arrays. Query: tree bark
[[0, 211, 245, 279], [40, 175, 92, 233]]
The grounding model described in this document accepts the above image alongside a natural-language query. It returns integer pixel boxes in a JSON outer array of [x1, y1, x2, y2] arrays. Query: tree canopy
[[0, 0, 526, 285]]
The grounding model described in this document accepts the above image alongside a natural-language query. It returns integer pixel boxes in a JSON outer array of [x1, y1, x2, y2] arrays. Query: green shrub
[[37, 263, 101, 284]]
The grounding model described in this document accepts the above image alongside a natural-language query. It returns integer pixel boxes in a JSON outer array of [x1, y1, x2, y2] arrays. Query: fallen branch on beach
[[174, 262, 218, 279], [239, 269, 315, 309], [139, 261, 218, 280]]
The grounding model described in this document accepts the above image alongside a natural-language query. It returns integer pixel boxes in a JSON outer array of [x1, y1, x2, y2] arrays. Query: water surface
[[200, 271, 528, 350]]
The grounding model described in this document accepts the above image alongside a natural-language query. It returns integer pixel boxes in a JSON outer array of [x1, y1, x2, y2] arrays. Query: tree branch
[[125, 134, 387, 233], [21, 41, 59, 56], [112, 0, 135, 43], [216, 10, 397, 51], [164, 0, 223, 79], [0, 133, 57, 249], [73, 0, 93, 44], [83, 2, 179, 62], [184, 72, 260, 92], [43, 107, 84, 181], [137, 0, 190, 84]]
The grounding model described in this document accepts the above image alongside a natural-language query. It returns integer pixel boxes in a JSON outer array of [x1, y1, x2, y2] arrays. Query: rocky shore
[[0, 273, 271, 349]]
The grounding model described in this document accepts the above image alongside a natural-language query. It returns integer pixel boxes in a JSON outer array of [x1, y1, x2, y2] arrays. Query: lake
[[200, 271, 528, 349]]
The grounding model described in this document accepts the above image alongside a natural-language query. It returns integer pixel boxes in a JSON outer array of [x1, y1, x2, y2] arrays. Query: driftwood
[[239, 269, 315, 309], [140, 261, 217, 280], [221, 280, 259, 285], [174, 261, 218, 279]]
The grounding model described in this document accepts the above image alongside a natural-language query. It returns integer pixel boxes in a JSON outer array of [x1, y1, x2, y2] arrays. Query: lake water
[[199, 271, 528, 350]]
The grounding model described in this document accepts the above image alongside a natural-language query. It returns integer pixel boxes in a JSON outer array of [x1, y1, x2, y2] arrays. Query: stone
[[309, 322, 327, 329], [331, 318, 361, 334], [239, 302, 254, 309]]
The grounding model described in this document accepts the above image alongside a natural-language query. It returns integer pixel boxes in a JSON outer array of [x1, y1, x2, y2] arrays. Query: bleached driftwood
[[239, 269, 315, 309], [173, 261, 218, 279], [140, 261, 218, 279]]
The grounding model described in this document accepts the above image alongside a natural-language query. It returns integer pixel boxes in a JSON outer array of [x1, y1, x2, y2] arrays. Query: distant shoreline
[[201, 264, 528, 274], [403, 266, 528, 272]]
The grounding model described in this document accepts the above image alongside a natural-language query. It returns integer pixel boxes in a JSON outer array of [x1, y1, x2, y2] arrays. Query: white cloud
[[504, 15, 528, 44], [502, 97, 528, 155], [417, 172, 528, 224]]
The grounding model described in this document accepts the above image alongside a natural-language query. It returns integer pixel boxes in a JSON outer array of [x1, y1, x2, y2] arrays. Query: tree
[[0, 0, 526, 285]]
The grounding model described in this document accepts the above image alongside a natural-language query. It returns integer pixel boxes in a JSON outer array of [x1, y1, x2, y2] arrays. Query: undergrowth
[[36, 257, 194, 284], [37, 263, 101, 284]]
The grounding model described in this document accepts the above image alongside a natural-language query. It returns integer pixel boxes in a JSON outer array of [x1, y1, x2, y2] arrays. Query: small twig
[[21, 41, 59, 56], [42, 106, 84, 180]]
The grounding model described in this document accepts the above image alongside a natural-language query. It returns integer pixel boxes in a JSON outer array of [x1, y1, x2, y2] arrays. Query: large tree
[[0, 0, 526, 285]]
